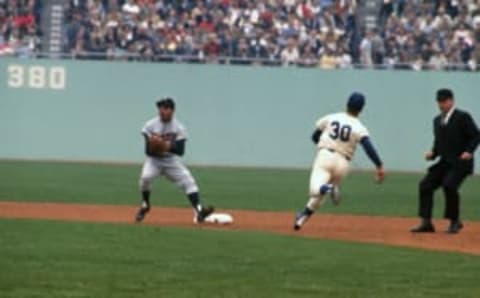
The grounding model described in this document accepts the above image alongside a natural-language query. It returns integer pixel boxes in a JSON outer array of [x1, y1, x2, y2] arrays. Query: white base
[[204, 213, 234, 225]]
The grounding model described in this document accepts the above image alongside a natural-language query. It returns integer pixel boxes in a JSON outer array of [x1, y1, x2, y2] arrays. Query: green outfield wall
[[1, 58, 479, 171]]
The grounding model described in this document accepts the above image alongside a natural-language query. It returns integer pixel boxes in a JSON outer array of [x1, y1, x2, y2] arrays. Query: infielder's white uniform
[[139, 116, 199, 195], [308, 112, 369, 209]]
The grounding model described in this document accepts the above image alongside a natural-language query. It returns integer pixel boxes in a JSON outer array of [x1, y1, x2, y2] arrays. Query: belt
[[323, 148, 351, 161]]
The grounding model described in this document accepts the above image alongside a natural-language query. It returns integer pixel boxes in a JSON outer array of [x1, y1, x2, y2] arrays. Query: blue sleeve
[[143, 133, 152, 156], [360, 137, 383, 168], [170, 139, 185, 156], [312, 129, 322, 144]]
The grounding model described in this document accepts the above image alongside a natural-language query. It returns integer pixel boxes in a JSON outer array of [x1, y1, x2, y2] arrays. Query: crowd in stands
[[375, 0, 480, 71], [64, 0, 359, 67], [2, 0, 480, 71], [0, 0, 42, 57]]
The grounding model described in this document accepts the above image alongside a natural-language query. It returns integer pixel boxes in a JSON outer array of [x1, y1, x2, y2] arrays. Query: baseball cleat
[[293, 222, 302, 231], [330, 185, 341, 206], [293, 213, 309, 231], [135, 201, 150, 223], [194, 205, 215, 223]]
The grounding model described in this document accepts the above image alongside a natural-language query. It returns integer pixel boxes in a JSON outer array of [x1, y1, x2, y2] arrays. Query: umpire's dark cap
[[347, 92, 365, 112], [156, 97, 175, 109], [436, 89, 454, 102]]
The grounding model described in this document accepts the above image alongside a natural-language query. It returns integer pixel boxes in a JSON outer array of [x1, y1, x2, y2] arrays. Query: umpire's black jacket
[[432, 109, 480, 174]]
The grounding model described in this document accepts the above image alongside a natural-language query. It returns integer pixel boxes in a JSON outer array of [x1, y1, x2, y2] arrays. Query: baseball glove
[[148, 134, 171, 155]]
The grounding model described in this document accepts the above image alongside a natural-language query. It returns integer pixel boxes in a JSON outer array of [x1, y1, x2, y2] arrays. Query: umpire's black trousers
[[418, 161, 468, 221]]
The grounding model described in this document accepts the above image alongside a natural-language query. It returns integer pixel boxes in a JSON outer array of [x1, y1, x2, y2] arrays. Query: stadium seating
[[2, 0, 479, 70], [0, 0, 42, 57]]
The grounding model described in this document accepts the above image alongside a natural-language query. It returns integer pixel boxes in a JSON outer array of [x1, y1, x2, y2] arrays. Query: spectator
[[203, 33, 220, 62], [359, 30, 373, 67], [371, 29, 385, 66], [468, 47, 480, 70], [319, 47, 337, 69], [428, 49, 449, 70], [122, 0, 140, 15], [298, 44, 318, 67], [0, 0, 40, 57], [336, 46, 353, 68], [51, 0, 478, 70], [281, 37, 300, 65], [411, 54, 424, 71], [379, 0, 394, 26]]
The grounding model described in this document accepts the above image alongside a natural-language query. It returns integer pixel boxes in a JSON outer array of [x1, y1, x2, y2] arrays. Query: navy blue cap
[[156, 97, 175, 109], [347, 92, 365, 112]]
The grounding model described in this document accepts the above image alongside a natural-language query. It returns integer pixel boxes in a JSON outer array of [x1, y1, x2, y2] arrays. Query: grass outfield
[[0, 219, 479, 298], [1, 160, 479, 219]]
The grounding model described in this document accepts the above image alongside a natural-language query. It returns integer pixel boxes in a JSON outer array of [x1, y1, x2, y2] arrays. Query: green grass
[[0, 218, 479, 298], [1, 160, 480, 219], [1, 160, 479, 298]]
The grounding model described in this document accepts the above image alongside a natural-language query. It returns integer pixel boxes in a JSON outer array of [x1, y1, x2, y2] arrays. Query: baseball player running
[[135, 97, 214, 223], [294, 92, 385, 230]]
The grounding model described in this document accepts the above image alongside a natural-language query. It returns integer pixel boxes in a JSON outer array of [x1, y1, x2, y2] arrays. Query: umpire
[[411, 88, 480, 234]]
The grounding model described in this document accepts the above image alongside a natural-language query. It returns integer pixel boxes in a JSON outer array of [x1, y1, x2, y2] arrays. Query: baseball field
[[0, 159, 479, 298]]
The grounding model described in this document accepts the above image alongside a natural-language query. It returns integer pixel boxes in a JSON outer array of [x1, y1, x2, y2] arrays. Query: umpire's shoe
[[446, 220, 463, 234], [410, 219, 435, 233], [135, 202, 150, 223], [195, 206, 215, 223]]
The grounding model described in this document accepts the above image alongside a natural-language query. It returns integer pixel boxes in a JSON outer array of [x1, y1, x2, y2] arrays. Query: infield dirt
[[1, 201, 479, 255]]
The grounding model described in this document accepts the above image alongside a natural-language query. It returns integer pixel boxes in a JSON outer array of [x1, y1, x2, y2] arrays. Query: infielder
[[294, 92, 385, 230], [135, 97, 214, 223]]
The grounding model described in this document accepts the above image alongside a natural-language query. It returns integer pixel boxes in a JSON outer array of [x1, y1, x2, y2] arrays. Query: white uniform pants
[[308, 148, 350, 209], [139, 156, 199, 194]]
